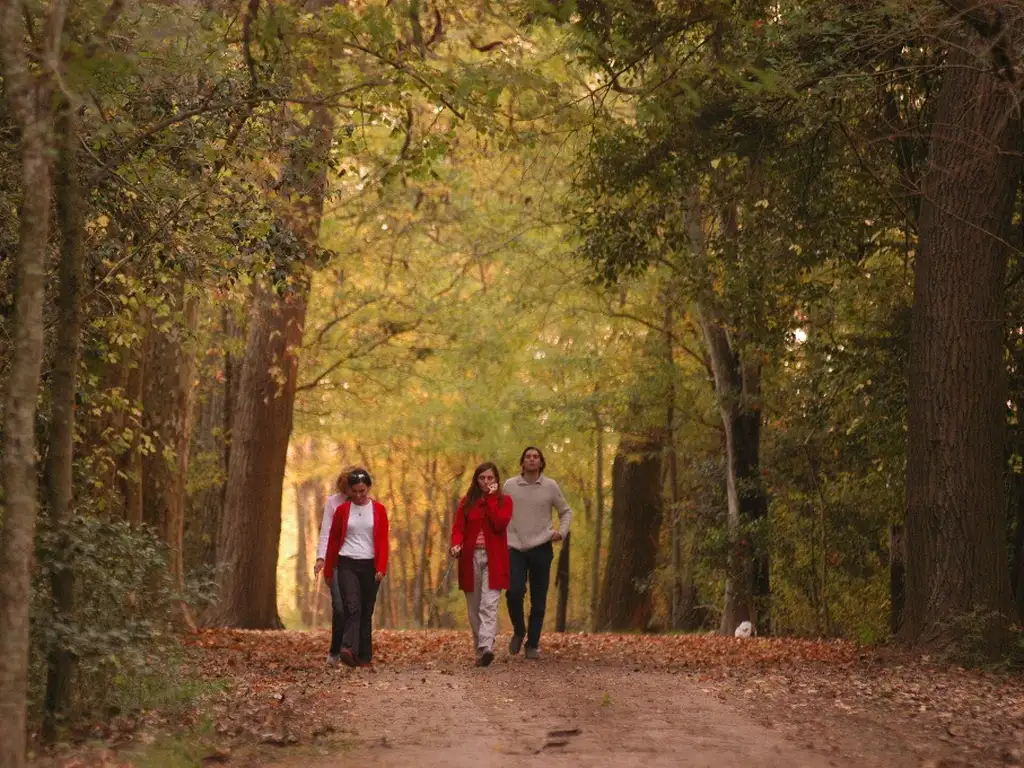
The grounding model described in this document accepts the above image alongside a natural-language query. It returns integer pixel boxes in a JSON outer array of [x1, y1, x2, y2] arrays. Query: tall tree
[[698, 307, 770, 635], [142, 286, 201, 627], [208, 96, 333, 626], [42, 99, 86, 741], [0, 0, 70, 763], [902, 21, 1022, 647], [597, 425, 664, 630]]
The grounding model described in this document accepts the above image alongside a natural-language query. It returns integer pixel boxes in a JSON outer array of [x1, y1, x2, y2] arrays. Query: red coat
[[323, 499, 390, 581], [450, 493, 512, 592]]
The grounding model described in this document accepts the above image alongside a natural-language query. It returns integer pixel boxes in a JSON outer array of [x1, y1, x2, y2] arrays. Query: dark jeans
[[337, 557, 379, 663], [506, 542, 554, 649], [329, 567, 346, 656]]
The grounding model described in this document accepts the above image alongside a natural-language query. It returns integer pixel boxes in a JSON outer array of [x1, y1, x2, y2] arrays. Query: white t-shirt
[[339, 500, 375, 560], [316, 492, 345, 560]]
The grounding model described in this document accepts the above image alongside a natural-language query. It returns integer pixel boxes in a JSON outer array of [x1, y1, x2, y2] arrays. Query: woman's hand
[[313, 558, 325, 576], [375, 572, 384, 583], [487, 482, 499, 494], [449, 544, 463, 558]]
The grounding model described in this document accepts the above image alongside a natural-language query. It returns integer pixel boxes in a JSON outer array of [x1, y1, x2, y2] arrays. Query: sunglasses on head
[[348, 471, 371, 486]]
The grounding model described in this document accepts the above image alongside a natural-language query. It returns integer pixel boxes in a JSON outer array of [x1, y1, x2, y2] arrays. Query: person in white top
[[314, 466, 356, 665], [321, 468, 390, 668]]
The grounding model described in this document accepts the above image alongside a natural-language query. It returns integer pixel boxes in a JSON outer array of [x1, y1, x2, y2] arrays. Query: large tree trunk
[[142, 286, 200, 627], [0, 2, 65, 760], [596, 428, 664, 630], [207, 285, 306, 628], [699, 311, 770, 636], [42, 101, 85, 742], [207, 105, 332, 628], [0, 4, 65, 761], [902, 39, 1021, 649]]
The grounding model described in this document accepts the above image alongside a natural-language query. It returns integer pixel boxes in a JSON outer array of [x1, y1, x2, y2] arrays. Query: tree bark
[[699, 310, 770, 636], [555, 532, 571, 631], [590, 411, 605, 631], [664, 302, 683, 629], [0, 1, 66, 761], [596, 426, 664, 630], [902, 38, 1021, 649], [185, 306, 241, 572], [142, 286, 200, 628], [207, 105, 332, 628], [42, 100, 85, 741]]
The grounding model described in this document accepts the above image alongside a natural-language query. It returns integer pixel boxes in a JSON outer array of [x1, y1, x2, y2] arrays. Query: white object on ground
[[734, 621, 754, 638]]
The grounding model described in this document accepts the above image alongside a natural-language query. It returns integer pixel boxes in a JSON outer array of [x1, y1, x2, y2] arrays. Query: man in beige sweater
[[502, 446, 572, 659]]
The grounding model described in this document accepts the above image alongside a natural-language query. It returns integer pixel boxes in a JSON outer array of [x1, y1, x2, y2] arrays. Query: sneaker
[[478, 650, 494, 667], [338, 648, 358, 668], [525, 647, 540, 660], [509, 635, 524, 655], [326, 653, 341, 666]]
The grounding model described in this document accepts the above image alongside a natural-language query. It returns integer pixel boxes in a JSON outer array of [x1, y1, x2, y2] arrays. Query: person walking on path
[[314, 465, 359, 665], [323, 468, 390, 668], [449, 462, 513, 667], [503, 446, 572, 660]]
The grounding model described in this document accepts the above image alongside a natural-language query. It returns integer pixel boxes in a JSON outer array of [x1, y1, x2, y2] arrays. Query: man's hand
[[551, 531, 563, 543], [313, 558, 325, 576], [450, 544, 463, 558], [375, 572, 384, 583]]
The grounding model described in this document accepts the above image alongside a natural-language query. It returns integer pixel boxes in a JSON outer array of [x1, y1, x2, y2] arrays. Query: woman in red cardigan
[[449, 461, 513, 667], [323, 468, 389, 668]]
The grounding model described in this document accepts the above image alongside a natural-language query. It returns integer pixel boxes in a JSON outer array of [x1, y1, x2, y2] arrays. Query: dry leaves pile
[[36, 629, 1024, 767]]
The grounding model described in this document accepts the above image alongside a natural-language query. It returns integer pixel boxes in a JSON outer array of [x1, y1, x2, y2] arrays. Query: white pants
[[466, 548, 501, 655]]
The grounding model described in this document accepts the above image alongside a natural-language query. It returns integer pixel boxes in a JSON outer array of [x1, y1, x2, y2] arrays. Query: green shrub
[[30, 515, 218, 729]]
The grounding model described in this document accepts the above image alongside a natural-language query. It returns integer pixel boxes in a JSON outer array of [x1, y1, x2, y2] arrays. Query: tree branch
[[242, 0, 261, 90]]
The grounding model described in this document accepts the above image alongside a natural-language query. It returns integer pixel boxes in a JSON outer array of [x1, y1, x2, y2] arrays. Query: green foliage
[[29, 515, 218, 725]]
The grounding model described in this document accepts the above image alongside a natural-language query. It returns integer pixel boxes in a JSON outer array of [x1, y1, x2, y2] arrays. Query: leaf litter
[[32, 629, 1024, 767]]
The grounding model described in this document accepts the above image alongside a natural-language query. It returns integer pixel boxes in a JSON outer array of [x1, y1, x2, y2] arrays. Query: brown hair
[[335, 464, 363, 495], [462, 461, 502, 521]]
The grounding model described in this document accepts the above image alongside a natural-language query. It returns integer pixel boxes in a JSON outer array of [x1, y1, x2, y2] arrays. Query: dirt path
[[304, 652, 918, 767], [156, 630, 1024, 768]]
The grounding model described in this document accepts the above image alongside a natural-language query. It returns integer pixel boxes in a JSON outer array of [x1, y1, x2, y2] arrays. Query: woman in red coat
[[449, 461, 513, 667], [323, 469, 389, 668]]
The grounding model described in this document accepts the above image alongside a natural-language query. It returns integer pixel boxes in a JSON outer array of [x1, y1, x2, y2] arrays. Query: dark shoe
[[509, 635, 524, 655], [338, 648, 357, 668], [478, 650, 494, 667], [525, 647, 540, 660]]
